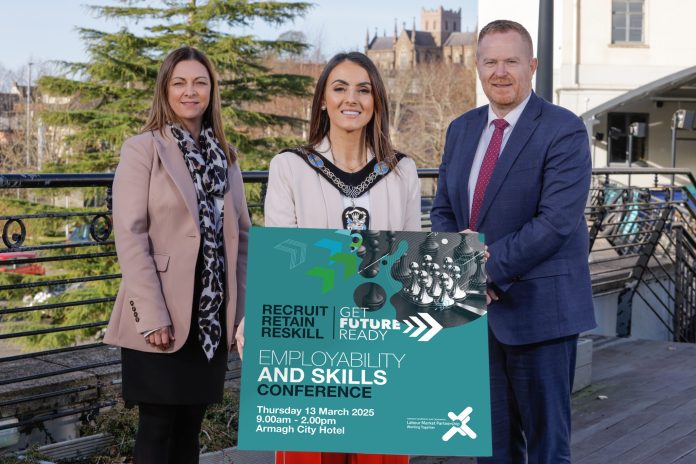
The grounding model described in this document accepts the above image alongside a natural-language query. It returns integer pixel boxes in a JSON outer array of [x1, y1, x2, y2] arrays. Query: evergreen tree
[[39, 0, 313, 172]]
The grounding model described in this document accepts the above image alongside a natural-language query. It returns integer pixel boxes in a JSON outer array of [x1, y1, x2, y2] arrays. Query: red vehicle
[[0, 251, 46, 276]]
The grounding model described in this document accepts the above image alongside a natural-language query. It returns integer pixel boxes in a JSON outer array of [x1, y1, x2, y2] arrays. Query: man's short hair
[[477, 20, 534, 58]]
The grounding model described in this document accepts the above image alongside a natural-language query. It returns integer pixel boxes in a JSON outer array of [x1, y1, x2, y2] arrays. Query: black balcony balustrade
[[1, 167, 696, 442]]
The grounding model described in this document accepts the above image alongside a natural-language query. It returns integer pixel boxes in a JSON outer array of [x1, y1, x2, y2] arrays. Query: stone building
[[365, 6, 476, 71]]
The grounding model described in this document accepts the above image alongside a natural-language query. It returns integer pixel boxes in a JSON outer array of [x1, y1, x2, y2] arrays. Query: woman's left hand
[[147, 325, 175, 350], [235, 317, 245, 360]]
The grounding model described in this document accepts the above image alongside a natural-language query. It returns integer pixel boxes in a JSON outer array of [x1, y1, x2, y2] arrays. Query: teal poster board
[[238, 227, 491, 456]]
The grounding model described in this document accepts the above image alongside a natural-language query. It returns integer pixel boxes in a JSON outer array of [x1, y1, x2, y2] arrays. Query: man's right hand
[[486, 287, 499, 305]]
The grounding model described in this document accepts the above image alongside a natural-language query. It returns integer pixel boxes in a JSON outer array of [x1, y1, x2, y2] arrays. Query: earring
[[320, 104, 326, 111]]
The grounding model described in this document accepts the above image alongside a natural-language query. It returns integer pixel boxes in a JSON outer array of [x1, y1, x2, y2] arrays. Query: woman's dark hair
[[305, 52, 396, 169]]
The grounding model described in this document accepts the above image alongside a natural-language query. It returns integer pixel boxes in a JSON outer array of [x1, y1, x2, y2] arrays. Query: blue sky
[[0, 0, 477, 76]]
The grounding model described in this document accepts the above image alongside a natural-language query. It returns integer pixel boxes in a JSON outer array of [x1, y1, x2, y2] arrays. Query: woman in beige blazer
[[104, 47, 249, 463], [263, 52, 420, 464]]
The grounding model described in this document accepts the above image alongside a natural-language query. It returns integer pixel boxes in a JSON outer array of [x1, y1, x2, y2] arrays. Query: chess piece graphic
[[419, 233, 440, 261], [469, 252, 487, 295]]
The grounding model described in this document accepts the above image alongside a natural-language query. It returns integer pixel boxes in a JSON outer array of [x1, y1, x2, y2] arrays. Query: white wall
[[589, 277, 674, 342]]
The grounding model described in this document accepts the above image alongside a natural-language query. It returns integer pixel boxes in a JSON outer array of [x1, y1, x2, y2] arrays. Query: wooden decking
[[571, 336, 696, 464], [412, 335, 696, 464]]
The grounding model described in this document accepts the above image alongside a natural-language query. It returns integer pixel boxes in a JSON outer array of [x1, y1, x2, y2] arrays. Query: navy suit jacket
[[431, 92, 596, 345]]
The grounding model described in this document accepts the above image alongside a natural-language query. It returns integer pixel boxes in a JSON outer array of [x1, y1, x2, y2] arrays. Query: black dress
[[121, 250, 228, 406]]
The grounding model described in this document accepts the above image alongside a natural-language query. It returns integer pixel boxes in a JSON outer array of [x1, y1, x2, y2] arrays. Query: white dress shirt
[[467, 92, 533, 213]]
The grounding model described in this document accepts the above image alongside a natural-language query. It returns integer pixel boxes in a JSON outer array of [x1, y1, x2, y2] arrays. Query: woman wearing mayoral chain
[[257, 51, 420, 464]]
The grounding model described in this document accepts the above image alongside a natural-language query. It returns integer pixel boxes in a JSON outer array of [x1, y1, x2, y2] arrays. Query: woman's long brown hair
[[143, 46, 235, 163], [305, 52, 396, 169]]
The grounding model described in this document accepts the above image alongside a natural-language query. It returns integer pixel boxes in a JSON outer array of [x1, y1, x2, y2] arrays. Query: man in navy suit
[[431, 20, 596, 463]]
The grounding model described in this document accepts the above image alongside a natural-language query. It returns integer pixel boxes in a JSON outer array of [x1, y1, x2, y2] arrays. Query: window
[[425, 21, 429, 30], [454, 21, 457, 30], [445, 21, 449, 30], [612, 0, 644, 43], [399, 51, 409, 68], [607, 112, 649, 164]]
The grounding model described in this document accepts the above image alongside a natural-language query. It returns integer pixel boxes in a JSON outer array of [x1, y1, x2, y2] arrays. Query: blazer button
[[135, 317, 140, 322], [131, 306, 137, 312], [129, 300, 134, 306]]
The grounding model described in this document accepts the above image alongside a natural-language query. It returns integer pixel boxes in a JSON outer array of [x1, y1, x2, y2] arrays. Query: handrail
[[592, 167, 696, 187]]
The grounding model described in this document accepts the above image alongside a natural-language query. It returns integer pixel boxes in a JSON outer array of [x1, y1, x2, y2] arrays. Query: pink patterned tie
[[470, 118, 509, 230]]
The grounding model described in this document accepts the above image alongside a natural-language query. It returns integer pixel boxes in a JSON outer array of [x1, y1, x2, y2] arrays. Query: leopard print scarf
[[171, 124, 228, 361]]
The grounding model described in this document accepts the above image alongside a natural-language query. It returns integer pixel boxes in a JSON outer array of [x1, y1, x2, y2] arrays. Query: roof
[[405, 30, 437, 47], [368, 36, 395, 51], [581, 64, 696, 120], [444, 31, 476, 47]]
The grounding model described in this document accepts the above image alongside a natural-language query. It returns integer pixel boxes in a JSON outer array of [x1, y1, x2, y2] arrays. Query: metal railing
[[2, 167, 696, 439], [0, 173, 270, 437], [586, 168, 696, 342]]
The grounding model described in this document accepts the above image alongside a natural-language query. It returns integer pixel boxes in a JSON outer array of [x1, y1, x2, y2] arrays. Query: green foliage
[[39, 0, 314, 172], [0, 445, 52, 464], [79, 389, 240, 461], [200, 388, 240, 450], [80, 401, 139, 461], [0, 195, 118, 350]]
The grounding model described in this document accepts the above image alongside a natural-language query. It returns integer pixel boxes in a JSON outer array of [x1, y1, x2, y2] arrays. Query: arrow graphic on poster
[[328, 252, 358, 278], [405, 313, 443, 342], [306, 267, 336, 293], [410, 316, 427, 338], [314, 238, 343, 256], [274, 240, 307, 269]]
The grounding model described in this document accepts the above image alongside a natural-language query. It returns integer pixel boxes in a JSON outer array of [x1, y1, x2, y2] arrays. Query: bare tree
[[387, 63, 476, 170], [386, 69, 415, 149], [0, 60, 72, 172]]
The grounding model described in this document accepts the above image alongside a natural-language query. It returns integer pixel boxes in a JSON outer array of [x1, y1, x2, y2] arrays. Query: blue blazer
[[431, 92, 596, 345]]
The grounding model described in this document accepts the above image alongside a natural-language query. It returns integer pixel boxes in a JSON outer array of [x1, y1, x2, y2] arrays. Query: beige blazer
[[265, 139, 422, 231], [104, 127, 250, 353]]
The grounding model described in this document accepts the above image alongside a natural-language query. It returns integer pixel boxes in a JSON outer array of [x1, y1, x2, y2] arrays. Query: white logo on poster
[[442, 407, 477, 442], [402, 312, 443, 341]]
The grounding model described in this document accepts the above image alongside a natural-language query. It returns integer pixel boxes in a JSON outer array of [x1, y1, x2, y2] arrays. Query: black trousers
[[134, 402, 207, 464]]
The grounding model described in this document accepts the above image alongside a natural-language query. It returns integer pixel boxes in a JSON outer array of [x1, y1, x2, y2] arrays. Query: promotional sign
[[238, 227, 492, 456]]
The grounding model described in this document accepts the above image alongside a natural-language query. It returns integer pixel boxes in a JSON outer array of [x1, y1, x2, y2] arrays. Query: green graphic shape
[[305, 266, 336, 293], [329, 252, 358, 278]]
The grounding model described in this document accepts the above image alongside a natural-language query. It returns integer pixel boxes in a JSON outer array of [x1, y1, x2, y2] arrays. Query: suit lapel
[[475, 94, 542, 228], [153, 128, 200, 228]]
